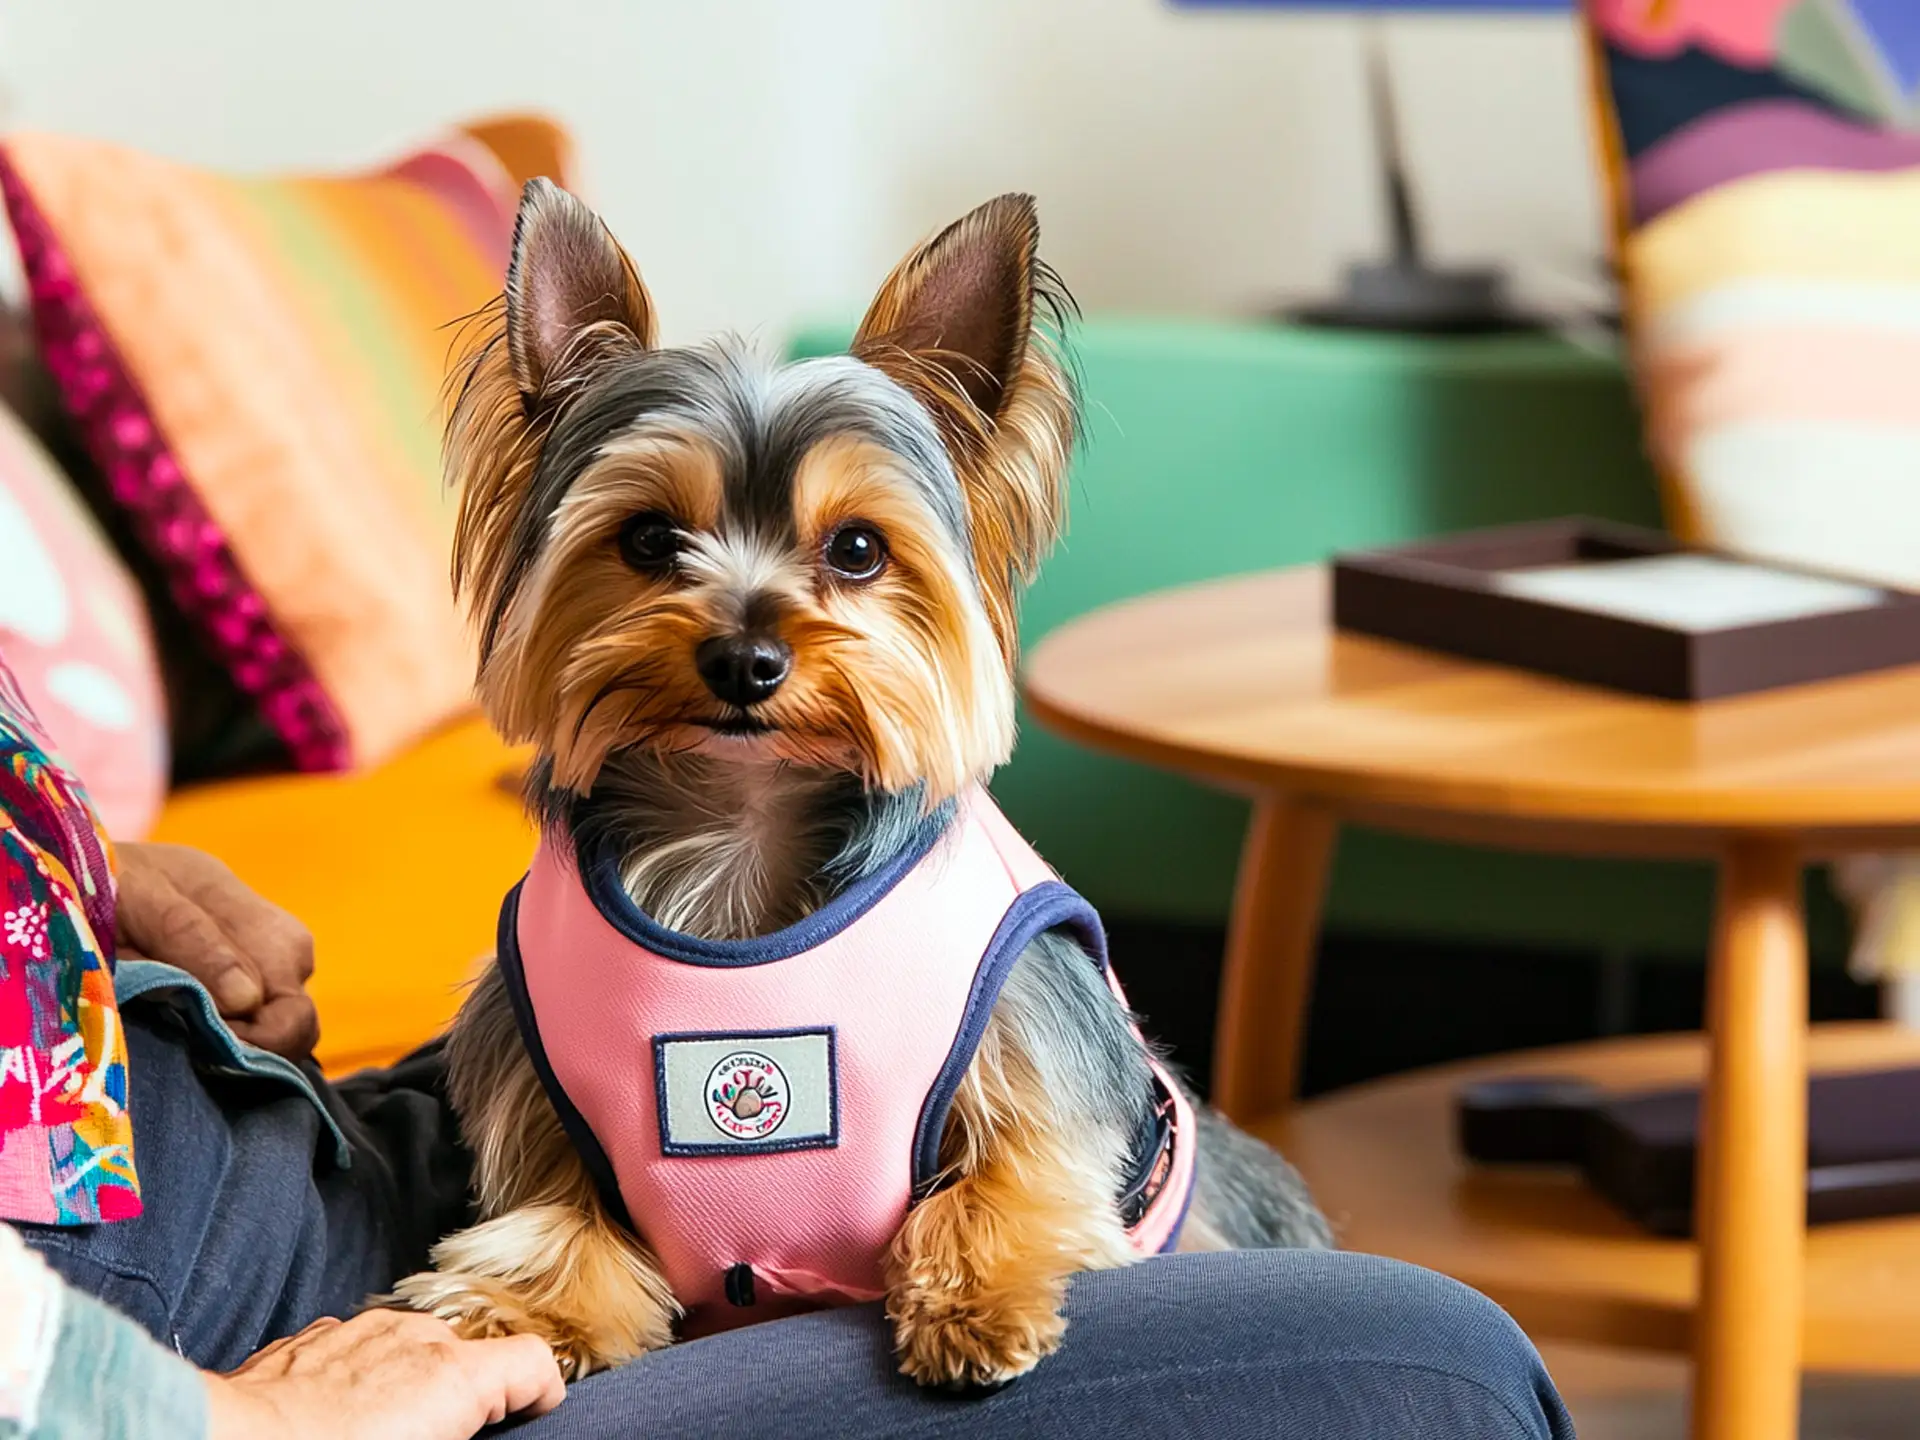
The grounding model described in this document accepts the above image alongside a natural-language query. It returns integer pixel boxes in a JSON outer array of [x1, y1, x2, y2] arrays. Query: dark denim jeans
[[25, 968, 1574, 1439]]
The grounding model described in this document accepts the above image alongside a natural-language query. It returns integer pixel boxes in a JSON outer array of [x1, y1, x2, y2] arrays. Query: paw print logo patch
[[653, 1029, 839, 1156], [706, 1052, 788, 1139]]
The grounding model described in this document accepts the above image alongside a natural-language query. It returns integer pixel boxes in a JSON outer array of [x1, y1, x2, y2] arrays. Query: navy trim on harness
[[907, 881, 1108, 1198], [495, 882, 637, 1232], [578, 805, 953, 968]]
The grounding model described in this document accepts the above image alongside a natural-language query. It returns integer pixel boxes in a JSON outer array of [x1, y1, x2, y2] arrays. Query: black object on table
[[1457, 1068, 1920, 1237]]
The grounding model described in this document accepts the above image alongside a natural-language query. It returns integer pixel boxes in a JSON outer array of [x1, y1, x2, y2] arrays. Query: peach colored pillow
[[0, 129, 533, 769]]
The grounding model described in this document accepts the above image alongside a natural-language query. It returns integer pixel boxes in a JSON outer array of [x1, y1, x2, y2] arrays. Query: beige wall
[[0, 0, 1604, 339]]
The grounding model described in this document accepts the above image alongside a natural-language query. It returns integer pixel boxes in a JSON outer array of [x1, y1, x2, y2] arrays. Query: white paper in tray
[[1490, 553, 1887, 634]]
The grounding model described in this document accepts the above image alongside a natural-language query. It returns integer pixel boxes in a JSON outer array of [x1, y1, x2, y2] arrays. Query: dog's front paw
[[382, 1207, 677, 1380], [887, 1270, 1068, 1390], [385, 1270, 603, 1381]]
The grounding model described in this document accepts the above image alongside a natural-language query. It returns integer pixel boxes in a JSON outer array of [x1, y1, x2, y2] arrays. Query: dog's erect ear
[[852, 194, 1040, 423], [852, 195, 1077, 663], [505, 177, 656, 403], [448, 180, 656, 672]]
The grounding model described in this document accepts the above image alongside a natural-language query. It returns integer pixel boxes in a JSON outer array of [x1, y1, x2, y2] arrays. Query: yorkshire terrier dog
[[392, 179, 1330, 1388]]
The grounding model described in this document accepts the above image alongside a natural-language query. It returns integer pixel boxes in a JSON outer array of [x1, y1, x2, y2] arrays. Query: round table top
[[1021, 567, 1920, 834]]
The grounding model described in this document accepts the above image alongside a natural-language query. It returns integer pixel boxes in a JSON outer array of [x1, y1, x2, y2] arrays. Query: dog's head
[[448, 180, 1078, 806]]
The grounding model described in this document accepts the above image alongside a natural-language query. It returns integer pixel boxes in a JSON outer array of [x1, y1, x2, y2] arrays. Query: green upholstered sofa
[[788, 319, 1852, 966]]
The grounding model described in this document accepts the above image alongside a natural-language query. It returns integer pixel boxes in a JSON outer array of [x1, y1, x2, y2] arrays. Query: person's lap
[[22, 980, 470, 1371], [537, 1251, 1572, 1440], [22, 980, 1572, 1439]]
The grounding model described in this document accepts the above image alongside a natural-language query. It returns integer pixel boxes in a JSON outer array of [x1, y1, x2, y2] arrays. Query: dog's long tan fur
[[393, 968, 676, 1377]]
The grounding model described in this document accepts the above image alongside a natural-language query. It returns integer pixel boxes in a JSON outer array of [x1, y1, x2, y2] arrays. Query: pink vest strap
[[498, 788, 1194, 1333]]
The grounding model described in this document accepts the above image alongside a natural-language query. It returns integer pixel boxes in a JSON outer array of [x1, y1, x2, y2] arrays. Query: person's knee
[[1292, 1253, 1539, 1364], [1058, 1251, 1570, 1438], [1228, 1250, 1573, 1439]]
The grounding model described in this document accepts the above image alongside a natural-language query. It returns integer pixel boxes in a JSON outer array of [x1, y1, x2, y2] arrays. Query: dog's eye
[[823, 523, 888, 581], [619, 511, 682, 572]]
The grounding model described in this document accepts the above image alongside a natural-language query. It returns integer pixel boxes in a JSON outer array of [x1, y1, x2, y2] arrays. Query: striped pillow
[[1590, 4, 1920, 984], [1589, 3, 1920, 587], [0, 127, 542, 771]]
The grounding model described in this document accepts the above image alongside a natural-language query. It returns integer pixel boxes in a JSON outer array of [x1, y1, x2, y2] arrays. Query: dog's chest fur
[[546, 750, 930, 940]]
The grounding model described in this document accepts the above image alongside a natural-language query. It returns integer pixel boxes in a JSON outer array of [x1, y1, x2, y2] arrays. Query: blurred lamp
[[1174, 0, 1570, 333]]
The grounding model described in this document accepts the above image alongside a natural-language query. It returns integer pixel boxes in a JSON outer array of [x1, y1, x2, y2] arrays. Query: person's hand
[[203, 1310, 566, 1440], [114, 842, 321, 1059]]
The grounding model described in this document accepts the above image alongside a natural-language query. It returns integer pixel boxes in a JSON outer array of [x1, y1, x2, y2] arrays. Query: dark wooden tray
[[1331, 519, 1920, 701]]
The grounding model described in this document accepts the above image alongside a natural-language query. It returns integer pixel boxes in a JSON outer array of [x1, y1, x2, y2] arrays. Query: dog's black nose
[[696, 634, 791, 708]]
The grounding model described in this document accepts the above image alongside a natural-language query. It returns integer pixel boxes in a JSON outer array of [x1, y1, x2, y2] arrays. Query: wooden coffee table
[[1022, 565, 1920, 1440]]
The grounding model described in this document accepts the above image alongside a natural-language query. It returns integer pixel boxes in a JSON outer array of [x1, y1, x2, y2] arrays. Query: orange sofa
[[150, 718, 533, 1074]]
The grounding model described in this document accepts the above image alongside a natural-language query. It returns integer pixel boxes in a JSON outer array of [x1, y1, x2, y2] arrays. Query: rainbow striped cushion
[[0, 130, 524, 771], [1589, 2, 1920, 588], [1589, 5, 1920, 981]]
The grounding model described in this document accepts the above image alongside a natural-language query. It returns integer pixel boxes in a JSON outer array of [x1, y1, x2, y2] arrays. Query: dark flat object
[[1334, 518, 1920, 701], [1458, 1067, 1920, 1237]]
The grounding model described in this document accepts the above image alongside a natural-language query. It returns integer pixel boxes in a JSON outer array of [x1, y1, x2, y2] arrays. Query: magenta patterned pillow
[[0, 403, 167, 838]]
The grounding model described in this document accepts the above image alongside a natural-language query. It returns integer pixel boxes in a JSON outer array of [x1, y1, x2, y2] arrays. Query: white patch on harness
[[654, 1029, 838, 1155]]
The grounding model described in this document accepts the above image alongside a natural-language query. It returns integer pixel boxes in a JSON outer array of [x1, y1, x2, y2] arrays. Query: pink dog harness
[[497, 788, 1195, 1333]]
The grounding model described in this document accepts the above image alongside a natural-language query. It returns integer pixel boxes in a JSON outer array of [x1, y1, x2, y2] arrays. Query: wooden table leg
[[1691, 836, 1806, 1440], [1212, 795, 1337, 1124]]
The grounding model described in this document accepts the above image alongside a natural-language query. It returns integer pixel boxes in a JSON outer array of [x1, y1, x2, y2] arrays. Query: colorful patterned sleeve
[[0, 655, 139, 1224]]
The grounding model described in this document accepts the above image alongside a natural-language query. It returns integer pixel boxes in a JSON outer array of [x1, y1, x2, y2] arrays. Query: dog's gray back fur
[[1000, 931, 1331, 1250]]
